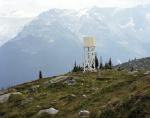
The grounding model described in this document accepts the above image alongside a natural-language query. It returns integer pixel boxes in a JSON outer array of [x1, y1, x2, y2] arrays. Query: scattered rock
[[36, 105, 41, 108], [79, 110, 90, 117], [50, 100, 57, 105], [34, 85, 40, 88], [12, 92, 22, 95], [92, 87, 99, 91], [128, 71, 138, 75], [85, 90, 91, 94], [50, 76, 68, 84], [0, 92, 22, 103], [105, 80, 109, 83], [50, 76, 77, 86], [22, 97, 33, 104], [26, 88, 35, 94], [144, 71, 150, 75], [70, 94, 76, 98], [64, 77, 76, 86], [82, 94, 87, 98], [0, 93, 10, 103], [25, 85, 39, 94], [38, 107, 59, 115]]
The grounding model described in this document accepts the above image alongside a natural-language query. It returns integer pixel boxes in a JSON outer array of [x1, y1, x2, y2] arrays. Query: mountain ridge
[[115, 57, 150, 70], [0, 5, 150, 88]]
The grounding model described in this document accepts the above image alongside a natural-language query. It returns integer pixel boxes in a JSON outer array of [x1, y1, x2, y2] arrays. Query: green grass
[[0, 69, 150, 118]]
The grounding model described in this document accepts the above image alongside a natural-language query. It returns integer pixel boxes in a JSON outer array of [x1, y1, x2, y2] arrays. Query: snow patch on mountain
[[76, 8, 89, 17], [119, 18, 135, 29]]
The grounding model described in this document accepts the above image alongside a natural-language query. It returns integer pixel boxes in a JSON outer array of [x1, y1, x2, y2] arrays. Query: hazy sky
[[0, 0, 150, 17]]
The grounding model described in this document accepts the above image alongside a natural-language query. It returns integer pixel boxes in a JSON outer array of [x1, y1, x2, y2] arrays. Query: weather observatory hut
[[83, 37, 96, 72]]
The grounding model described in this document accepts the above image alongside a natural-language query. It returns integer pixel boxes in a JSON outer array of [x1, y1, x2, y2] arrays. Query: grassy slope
[[0, 70, 150, 118]]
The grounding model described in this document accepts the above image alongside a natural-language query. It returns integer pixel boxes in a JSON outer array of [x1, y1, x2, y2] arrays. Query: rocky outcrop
[[0, 92, 22, 103]]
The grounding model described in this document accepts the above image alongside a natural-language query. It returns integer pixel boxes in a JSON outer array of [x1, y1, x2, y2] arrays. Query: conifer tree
[[39, 70, 43, 79], [72, 61, 83, 72], [74, 61, 77, 68], [104, 63, 109, 69], [95, 55, 99, 69], [99, 62, 103, 69], [108, 57, 112, 69], [73, 61, 77, 72], [99, 56, 103, 69]]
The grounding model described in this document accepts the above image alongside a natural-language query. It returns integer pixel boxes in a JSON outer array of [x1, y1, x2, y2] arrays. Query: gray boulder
[[38, 107, 59, 115], [64, 77, 76, 86], [0, 92, 22, 103], [0, 93, 10, 103], [144, 71, 150, 75], [79, 110, 90, 117]]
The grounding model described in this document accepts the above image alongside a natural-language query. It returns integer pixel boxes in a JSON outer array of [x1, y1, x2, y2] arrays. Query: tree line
[[38, 56, 113, 78], [72, 55, 113, 72]]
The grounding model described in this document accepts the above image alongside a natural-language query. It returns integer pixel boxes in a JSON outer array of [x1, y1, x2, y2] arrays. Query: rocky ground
[[0, 69, 150, 118]]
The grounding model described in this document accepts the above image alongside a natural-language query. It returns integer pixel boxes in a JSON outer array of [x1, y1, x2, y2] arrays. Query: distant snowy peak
[[0, 5, 150, 88]]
